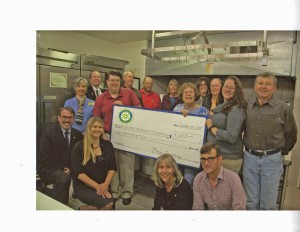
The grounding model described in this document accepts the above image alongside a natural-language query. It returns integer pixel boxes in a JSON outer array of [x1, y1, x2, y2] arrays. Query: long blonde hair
[[153, 154, 183, 188], [82, 117, 104, 165]]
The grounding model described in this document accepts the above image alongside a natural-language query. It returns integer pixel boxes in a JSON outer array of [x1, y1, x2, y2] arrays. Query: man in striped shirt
[[192, 143, 246, 210]]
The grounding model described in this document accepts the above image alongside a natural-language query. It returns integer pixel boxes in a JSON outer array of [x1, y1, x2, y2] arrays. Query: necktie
[[64, 131, 69, 148], [96, 90, 99, 96]]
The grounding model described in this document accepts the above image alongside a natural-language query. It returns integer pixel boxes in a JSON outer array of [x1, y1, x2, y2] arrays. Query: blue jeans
[[243, 150, 283, 210]]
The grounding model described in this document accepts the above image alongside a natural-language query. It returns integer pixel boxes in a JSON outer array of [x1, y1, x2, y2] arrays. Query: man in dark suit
[[37, 107, 83, 205], [86, 70, 104, 100]]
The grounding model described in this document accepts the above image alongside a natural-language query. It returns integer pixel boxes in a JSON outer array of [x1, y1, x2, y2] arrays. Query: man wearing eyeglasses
[[93, 71, 141, 206], [37, 107, 83, 205], [192, 143, 246, 210]]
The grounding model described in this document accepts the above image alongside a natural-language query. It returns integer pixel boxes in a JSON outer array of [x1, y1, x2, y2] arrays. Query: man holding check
[[93, 70, 141, 205]]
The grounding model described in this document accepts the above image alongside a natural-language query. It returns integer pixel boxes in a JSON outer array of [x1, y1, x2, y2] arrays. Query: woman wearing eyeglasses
[[195, 76, 210, 107], [173, 82, 209, 187], [152, 154, 193, 210], [205, 76, 247, 175]]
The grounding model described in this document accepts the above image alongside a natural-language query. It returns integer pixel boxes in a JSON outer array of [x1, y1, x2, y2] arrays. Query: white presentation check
[[111, 105, 207, 168]]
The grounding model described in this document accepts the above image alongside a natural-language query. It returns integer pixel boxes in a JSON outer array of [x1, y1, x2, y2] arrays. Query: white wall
[[37, 31, 147, 86]]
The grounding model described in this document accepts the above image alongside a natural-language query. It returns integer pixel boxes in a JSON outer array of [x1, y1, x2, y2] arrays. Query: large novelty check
[[111, 105, 206, 168]]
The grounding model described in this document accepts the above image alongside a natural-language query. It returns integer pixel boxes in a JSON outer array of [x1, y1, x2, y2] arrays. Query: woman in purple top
[[173, 82, 209, 187]]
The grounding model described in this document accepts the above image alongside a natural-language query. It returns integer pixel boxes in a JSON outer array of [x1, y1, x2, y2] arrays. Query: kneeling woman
[[152, 154, 193, 210], [71, 117, 117, 210]]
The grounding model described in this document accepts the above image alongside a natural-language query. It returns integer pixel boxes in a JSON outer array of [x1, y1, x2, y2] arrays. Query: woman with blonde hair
[[71, 117, 117, 210], [152, 154, 192, 210], [161, 79, 182, 111]]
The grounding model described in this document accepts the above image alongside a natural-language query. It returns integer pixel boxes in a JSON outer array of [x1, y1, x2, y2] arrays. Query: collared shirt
[[61, 128, 70, 144], [92, 86, 102, 96], [243, 95, 297, 154], [64, 97, 94, 133], [93, 87, 141, 133], [139, 89, 161, 109], [192, 166, 246, 210], [122, 85, 143, 106]]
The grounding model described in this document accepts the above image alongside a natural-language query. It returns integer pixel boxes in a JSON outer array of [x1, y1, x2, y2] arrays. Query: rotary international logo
[[119, 109, 133, 124]]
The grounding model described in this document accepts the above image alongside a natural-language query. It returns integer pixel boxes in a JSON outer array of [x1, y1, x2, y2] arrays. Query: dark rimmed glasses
[[60, 116, 74, 120], [200, 155, 220, 164]]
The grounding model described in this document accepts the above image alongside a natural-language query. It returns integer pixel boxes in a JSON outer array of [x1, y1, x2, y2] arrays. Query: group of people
[[153, 143, 246, 210], [37, 69, 297, 210]]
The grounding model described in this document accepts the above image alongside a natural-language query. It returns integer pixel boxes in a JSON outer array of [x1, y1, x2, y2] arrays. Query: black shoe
[[72, 192, 78, 199], [122, 198, 132, 205], [36, 180, 47, 193]]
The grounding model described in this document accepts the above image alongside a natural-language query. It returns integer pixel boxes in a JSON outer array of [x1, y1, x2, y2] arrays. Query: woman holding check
[[206, 76, 247, 174]]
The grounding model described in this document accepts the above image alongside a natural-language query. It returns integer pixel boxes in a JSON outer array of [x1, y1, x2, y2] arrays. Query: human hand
[[101, 191, 112, 199], [97, 183, 109, 195], [181, 109, 189, 117], [209, 111, 214, 116], [206, 119, 213, 129], [64, 167, 70, 174]]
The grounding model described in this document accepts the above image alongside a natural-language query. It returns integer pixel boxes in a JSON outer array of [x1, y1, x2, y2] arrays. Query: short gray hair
[[255, 72, 277, 86], [73, 77, 88, 91]]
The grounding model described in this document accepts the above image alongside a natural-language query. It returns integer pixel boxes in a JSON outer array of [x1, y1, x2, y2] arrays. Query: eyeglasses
[[200, 155, 220, 163], [60, 116, 74, 120]]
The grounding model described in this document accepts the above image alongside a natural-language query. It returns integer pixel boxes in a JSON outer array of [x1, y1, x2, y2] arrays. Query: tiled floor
[[67, 172, 156, 210]]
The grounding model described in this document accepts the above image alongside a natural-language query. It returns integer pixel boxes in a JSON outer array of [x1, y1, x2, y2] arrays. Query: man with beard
[[37, 107, 83, 205]]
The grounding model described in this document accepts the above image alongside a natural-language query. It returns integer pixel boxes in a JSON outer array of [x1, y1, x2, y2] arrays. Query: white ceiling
[[76, 30, 247, 44], [76, 31, 154, 44]]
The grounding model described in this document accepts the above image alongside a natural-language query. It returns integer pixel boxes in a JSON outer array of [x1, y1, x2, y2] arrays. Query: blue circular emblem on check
[[119, 109, 133, 124]]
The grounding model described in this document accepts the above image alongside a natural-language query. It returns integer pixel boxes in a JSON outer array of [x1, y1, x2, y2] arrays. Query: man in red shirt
[[93, 71, 141, 205], [139, 76, 161, 109]]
